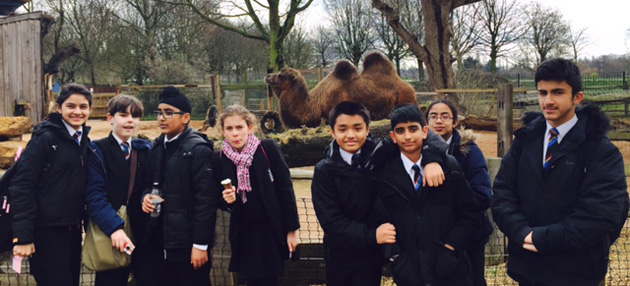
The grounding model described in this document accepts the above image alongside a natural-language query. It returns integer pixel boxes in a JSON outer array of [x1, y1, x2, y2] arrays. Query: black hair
[[535, 58, 582, 96], [425, 99, 458, 123], [57, 83, 93, 106], [390, 104, 425, 130], [329, 101, 370, 129], [107, 94, 144, 118]]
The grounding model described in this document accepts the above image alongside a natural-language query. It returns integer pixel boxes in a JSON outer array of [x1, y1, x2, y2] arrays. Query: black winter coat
[[311, 131, 449, 270], [9, 113, 91, 244], [311, 139, 383, 270], [491, 104, 629, 286], [373, 140, 480, 286], [447, 130, 493, 244], [212, 139, 300, 272], [144, 128, 218, 253]]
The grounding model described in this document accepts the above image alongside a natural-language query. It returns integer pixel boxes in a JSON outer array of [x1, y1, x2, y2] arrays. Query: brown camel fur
[[265, 52, 417, 129]]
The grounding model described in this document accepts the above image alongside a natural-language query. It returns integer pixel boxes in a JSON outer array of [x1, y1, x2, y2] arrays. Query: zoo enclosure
[[2, 196, 630, 286]]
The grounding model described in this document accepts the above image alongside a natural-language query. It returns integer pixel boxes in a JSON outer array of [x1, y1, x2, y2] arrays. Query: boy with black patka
[[311, 101, 449, 286], [373, 104, 480, 286], [85, 95, 160, 286], [10, 83, 93, 286], [142, 86, 218, 286]]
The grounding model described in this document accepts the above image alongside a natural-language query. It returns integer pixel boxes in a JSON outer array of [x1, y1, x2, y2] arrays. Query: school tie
[[412, 164, 422, 191], [121, 142, 130, 160], [351, 153, 360, 168], [544, 128, 559, 169], [73, 131, 81, 145]]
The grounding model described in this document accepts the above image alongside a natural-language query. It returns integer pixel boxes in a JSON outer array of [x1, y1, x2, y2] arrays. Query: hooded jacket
[[9, 113, 91, 244], [492, 104, 629, 286], [447, 129, 493, 244], [144, 127, 218, 254]]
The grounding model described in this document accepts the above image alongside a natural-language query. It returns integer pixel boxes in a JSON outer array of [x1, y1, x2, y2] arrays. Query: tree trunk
[[490, 45, 498, 73], [417, 57, 425, 81], [420, 0, 456, 90]]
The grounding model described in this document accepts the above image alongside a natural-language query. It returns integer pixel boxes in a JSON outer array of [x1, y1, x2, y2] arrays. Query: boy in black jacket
[[85, 94, 159, 286], [10, 83, 93, 286], [311, 101, 448, 286], [142, 86, 218, 286], [492, 58, 628, 286], [373, 104, 480, 286]]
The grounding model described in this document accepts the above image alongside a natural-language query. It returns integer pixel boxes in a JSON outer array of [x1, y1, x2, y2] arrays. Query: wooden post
[[497, 83, 514, 157], [243, 72, 249, 109], [317, 67, 323, 82], [214, 75, 223, 113]]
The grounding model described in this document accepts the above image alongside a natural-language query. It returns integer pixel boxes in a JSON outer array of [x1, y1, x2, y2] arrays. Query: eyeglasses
[[428, 114, 453, 122], [153, 110, 186, 119]]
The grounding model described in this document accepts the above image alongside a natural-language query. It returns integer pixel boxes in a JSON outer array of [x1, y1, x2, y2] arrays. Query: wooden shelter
[[0, 12, 50, 123]]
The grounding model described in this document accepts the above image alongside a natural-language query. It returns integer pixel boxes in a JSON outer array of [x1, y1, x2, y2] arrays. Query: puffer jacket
[[144, 127, 218, 252]]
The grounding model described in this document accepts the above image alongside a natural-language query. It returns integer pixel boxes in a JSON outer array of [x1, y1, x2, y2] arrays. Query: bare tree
[[163, 0, 314, 72], [66, 0, 116, 86], [284, 25, 315, 69], [523, 2, 570, 65], [375, 11, 411, 75], [372, 0, 481, 91], [477, 0, 524, 73], [568, 26, 591, 62], [311, 25, 336, 68], [326, 0, 376, 67], [450, 3, 481, 70]]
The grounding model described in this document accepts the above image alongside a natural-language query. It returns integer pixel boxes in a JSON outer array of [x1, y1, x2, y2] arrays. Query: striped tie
[[73, 131, 81, 145], [412, 164, 422, 191], [121, 142, 130, 160], [544, 128, 559, 169]]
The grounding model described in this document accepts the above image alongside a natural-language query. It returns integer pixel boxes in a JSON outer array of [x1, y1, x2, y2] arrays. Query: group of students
[[8, 57, 629, 286], [311, 57, 628, 286], [9, 85, 299, 286]]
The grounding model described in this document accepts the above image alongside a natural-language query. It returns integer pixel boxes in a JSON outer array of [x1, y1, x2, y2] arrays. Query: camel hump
[[363, 52, 396, 76], [332, 60, 358, 80]]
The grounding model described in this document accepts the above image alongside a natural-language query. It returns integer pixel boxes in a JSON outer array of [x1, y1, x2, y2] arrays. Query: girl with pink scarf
[[212, 105, 300, 286]]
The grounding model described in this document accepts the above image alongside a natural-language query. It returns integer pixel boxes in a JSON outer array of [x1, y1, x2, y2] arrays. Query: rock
[[0, 141, 28, 169], [0, 117, 33, 138]]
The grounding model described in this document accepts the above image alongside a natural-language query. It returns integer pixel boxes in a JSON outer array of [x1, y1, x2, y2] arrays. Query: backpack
[[0, 128, 57, 253]]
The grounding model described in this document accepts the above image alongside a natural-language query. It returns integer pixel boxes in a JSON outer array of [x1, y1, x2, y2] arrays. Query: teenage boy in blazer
[[85, 94, 160, 286], [373, 104, 480, 286], [492, 58, 628, 286]]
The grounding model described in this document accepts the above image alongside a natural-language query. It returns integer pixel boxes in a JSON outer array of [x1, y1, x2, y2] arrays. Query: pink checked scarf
[[222, 134, 261, 204]]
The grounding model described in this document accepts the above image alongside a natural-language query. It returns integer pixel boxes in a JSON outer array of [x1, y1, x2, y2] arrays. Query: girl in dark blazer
[[213, 105, 300, 286]]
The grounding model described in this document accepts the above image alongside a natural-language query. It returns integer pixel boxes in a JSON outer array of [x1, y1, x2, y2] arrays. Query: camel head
[[265, 68, 309, 99]]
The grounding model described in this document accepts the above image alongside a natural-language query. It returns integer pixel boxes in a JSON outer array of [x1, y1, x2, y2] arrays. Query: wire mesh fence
[[2, 196, 630, 285]]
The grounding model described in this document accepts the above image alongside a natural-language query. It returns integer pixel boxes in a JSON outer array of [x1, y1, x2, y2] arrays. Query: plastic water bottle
[[150, 182, 162, 218]]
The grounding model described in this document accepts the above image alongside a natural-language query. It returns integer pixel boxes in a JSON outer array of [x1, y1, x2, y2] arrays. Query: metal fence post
[[497, 83, 514, 157], [623, 71, 628, 90]]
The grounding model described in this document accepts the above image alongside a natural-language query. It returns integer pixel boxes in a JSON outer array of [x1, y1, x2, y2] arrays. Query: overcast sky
[[300, 0, 630, 58]]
